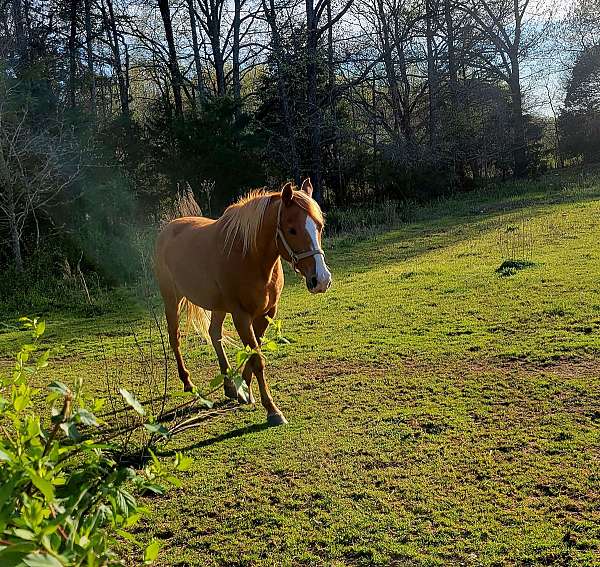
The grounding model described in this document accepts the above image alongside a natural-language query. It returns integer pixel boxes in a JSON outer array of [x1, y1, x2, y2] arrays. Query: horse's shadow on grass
[[158, 421, 270, 457]]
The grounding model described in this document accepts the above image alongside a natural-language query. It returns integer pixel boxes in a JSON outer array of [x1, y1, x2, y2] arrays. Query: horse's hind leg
[[163, 291, 194, 392], [209, 311, 229, 375], [232, 310, 286, 426]]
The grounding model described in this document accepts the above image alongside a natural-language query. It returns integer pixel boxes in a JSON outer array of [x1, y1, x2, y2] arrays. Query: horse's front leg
[[232, 310, 287, 426], [209, 311, 251, 404], [240, 309, 275, 406]]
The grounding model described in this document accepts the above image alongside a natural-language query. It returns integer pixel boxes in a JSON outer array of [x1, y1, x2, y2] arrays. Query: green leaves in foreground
[[144, 540, 162, 563], [0, 319, 182, 566], [208, 318, 289, 400], [119, 387, 146, 415]]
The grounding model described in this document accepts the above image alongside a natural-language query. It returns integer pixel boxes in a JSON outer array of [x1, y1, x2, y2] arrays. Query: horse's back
[[160, 215, 213, 236], [155, 216, 217, 271], [157, 216, 213, 249]]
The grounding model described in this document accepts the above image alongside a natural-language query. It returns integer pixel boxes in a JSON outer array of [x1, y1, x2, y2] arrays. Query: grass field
[[1, 169, 600, 565]]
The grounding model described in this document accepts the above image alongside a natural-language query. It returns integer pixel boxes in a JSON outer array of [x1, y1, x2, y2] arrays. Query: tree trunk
[[509, 0, 527, 177], [396, 41, 413, 142], [509, 63, 527, 177], [232, 0, 241, 100], [187, 0, 206, 103], [9, 204, 23, 273], [264, 0, 301, 184], [425, 0, 438, 149], [326, 0, 342, 201], [158, 0, 184, 116], [83, 0, 97, 114], [210, 22, 226, 96], [444, 0, 465, 182], [68, 0, 79, 109], [0, 145, 24, 272], [444, 0, 457, 93], [326, 1, 334, 95], [371, 69, 379, 198], [306, 0, 322, 202], [377, 0, 404, 144], [545, 85, 562, 168], [12, 0, 26, 63], [104, 0, 129, 118]]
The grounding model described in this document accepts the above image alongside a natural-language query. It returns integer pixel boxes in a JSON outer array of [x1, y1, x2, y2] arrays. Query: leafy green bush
[[0, 265, 127, 317], [0, 318, 189, 566]]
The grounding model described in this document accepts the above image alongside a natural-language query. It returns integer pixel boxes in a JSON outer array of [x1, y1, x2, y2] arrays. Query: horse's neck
[[255, 198, 280, 263]]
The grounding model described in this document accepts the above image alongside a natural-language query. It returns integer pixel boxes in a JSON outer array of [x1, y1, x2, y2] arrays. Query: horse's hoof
[[267, 413, 288, 426], [182, 380, 195, 393]]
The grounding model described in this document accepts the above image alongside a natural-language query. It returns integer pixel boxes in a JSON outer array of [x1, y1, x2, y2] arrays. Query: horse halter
[[276, 201, 324, 273]]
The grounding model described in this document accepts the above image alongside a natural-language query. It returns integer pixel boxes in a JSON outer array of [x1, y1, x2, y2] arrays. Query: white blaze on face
[[305, 216, 332, 293]]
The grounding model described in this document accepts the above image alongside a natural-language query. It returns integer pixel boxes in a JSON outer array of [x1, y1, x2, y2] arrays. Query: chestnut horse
[[154, 179, 332, 425]]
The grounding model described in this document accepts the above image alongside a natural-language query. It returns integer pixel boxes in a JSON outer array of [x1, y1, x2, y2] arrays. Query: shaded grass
[[496, 259, 537, 277], [1, 168, 600, 565]]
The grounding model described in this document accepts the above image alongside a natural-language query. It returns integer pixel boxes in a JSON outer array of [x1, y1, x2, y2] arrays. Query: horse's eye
[[289, 228, 297, 235]]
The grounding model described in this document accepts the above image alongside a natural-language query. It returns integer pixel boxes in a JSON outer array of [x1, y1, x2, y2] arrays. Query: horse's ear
[[281, 182, 294, 207], [300, 178, 313, 197]]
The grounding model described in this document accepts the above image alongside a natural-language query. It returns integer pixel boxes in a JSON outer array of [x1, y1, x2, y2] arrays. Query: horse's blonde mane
[[221, 187, 324, 256], [221, 189, 274, 255], [295, 190, 324, 227]]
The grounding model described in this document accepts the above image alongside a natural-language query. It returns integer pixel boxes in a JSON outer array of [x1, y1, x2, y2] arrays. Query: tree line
[[0, 0, 593, 278]]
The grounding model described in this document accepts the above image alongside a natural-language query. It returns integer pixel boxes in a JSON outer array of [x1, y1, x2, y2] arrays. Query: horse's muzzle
[[307, 273, 332, 294]]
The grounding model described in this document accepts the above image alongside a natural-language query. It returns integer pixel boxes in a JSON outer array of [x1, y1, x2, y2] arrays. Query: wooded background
[[0, 0, 595, 285]]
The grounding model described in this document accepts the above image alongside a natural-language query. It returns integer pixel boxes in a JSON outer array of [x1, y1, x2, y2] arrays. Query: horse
[[154, 179, 332, 426]]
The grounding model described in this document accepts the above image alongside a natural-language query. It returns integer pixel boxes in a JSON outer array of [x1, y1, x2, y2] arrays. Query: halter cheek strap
[[276, 202, 324, 273]]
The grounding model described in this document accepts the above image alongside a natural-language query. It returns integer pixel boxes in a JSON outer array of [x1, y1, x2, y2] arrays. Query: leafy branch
[[0, 318, 186, 566]]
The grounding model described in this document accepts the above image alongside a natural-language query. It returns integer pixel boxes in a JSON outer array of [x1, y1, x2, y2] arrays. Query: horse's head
[[278, 179, 332, 294]]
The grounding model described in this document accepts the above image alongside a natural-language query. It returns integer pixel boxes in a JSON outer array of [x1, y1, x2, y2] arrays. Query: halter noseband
[[276, 201, 324, 273]]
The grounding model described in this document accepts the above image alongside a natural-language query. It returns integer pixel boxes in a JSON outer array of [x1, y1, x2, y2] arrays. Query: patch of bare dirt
[[467, 355, 600, 378]]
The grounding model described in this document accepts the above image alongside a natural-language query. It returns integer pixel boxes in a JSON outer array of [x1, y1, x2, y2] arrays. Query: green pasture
[[1, 169, 599, 565]]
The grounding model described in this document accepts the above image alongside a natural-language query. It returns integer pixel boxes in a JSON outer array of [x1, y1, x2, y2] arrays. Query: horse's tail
[[179, 297, 239, 348], [179, 297, 211, 343]]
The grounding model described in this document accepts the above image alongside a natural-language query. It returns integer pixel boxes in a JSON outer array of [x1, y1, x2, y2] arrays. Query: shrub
[[0, 318, 188, 566]]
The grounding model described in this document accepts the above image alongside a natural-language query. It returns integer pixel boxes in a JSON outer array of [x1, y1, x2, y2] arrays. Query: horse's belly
[[175, 267, 225, 311], [164, 248, 225, 310]]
